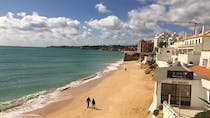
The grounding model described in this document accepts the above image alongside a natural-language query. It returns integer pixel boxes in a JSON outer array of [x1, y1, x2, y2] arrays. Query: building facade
[[176, 28, 210, 55], [159, 27, 210, 66], [149, 63, 207, 117], [190, 50, 210, 109], [137, 40, 154, 53], [199, 50, 210, 68], [154, 32, 178, 49]]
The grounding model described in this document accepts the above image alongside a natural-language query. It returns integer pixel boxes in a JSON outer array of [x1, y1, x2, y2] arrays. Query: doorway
[[161, 83, 191, 106]]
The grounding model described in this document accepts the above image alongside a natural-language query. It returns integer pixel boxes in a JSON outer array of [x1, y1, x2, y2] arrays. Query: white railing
[[163, 101, 179, 118]]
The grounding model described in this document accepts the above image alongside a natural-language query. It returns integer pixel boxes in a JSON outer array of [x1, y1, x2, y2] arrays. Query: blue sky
[[0, 0, 144, 22], [0, 0, 209, 46]]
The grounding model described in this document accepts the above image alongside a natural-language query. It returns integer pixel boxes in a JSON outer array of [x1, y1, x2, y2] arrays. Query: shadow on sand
[[94, 107, 102, 110], [88, 107, 102, 111]]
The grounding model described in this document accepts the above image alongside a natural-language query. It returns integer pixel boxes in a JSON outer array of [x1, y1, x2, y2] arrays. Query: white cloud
[[127, 4, 166, 34], [87, 16, 125, 31], [87, 15, 149, 45], [1, 0, 210, 46], [95, 3, 111, 13], [87, 4, 168, 43], [0, 12, 92, 46], [137, 0, 146, 2], [157, 0, 210, 24], [136, 0, 153, 3], [17, 12, 26, 17], [85, 0, 210, 46]]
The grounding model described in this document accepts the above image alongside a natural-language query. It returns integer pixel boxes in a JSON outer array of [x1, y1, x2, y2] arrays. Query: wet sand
[[19, 61, 154, 118]]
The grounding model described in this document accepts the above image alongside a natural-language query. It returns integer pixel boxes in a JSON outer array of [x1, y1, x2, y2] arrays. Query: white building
[[149, 62, 208, 118], [150, 51, 210, 117], [156, 47, 176, 67], [154, 32, 179, 50], [199, 50, 210, 68], [176, 27, 210, 55], [154, 32, 179, 67], [169, 28, 210, 66], [190, 50, 210, 110], [177, 53, 200, 65]]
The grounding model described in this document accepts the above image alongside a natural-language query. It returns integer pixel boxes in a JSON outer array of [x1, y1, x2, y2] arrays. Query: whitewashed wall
[[200, 51, 210, 68], [178, 54, 200, 65], [191, 79, 207, 107], [178, 54, 188, 64], [203, 37, 210, 50], [156, 60, 169, 67]]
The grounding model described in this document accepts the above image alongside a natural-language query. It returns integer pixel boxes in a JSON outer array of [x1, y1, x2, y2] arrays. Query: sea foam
[[0, 60, 123, 118]]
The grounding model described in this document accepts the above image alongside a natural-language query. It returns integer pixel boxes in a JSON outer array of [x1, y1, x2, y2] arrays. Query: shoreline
[[21, 69, 116, 117], [18, 61, 154, 118], [0, 60, 123, 118]]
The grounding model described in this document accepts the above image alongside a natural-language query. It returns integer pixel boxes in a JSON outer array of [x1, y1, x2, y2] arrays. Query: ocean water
[[0, 46, 123, 113]]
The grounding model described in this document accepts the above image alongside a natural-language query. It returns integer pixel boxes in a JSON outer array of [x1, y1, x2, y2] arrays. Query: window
[[192, 40, 194, 44], [202, 59, 208, 68], [161, 83, 191, 106], [198, 39, 201, 43], [196, 40, 197, 44]]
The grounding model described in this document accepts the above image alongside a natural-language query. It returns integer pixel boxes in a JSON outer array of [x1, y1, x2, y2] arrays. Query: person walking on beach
[[86, 97, 91, 108], [92, 98, 96, 109]]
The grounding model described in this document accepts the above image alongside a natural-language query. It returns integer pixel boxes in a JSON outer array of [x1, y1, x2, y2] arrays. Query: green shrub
[[158, 105, 163, 110], [141, 64, 149, 69], [153, 109, 159, 116], [145, 68, 151, 74], [194, 110, 210, 118], [149, 63, 158, 69]]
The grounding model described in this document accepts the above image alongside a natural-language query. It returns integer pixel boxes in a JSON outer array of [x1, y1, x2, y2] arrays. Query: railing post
[[168, 94, 171, 105], [178, 85, 182, 118]]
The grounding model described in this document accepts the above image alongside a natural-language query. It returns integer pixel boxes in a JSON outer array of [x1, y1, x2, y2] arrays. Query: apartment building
[[137, 39, 154, 53]]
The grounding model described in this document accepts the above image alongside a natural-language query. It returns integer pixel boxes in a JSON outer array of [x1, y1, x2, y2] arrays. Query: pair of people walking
[[86, 97, 96, 109]]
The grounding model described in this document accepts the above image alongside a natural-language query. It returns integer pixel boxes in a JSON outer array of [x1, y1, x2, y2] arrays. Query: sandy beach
[[19, 61, 154, 118]]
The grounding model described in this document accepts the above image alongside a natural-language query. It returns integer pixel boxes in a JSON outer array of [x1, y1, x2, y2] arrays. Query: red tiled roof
[[188, 66, 210, 79]]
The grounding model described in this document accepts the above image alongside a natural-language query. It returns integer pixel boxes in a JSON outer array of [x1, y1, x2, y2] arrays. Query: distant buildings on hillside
[[154, 32, 179, 49]]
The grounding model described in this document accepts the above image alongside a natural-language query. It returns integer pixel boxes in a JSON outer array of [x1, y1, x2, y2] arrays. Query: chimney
[[184, 32, 187, 39], [202, 25, 205, 35], [194, 24, 198, 35]]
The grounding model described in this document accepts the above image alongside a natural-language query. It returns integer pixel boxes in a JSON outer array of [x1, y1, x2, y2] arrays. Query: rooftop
[[188, 66, 210, 79], [181, 31, 210, 41], [153, 62, 191, 81]]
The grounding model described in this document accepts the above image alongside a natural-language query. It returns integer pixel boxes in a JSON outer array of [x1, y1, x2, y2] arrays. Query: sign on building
[[167, 70, 193, 80]]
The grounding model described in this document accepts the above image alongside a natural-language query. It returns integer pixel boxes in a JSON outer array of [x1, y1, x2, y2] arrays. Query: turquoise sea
[[0, 46, 123, 113]]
